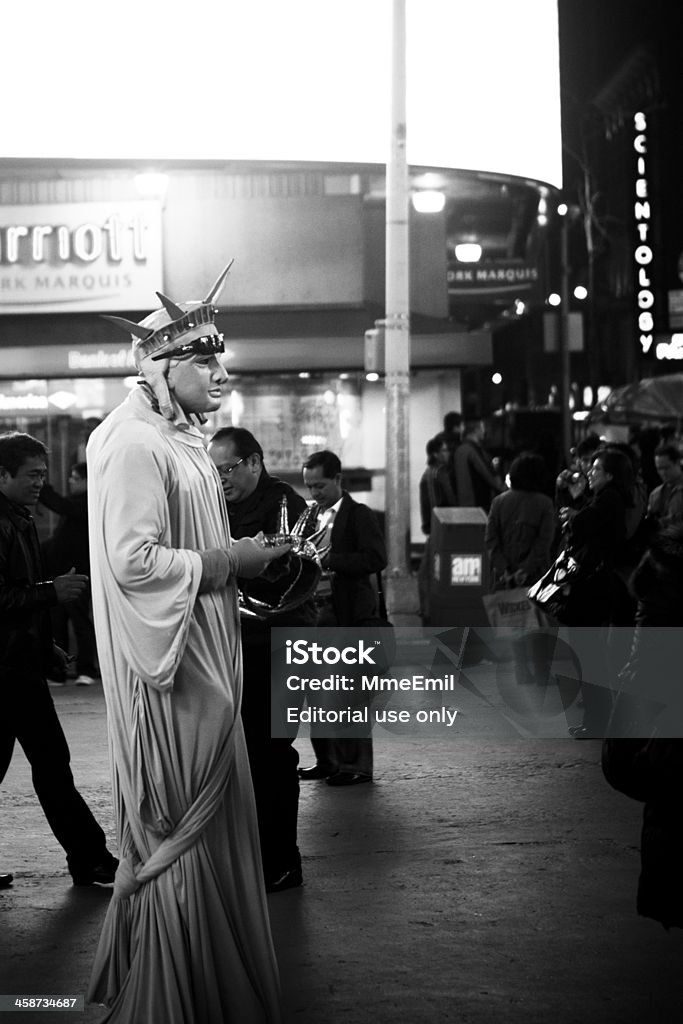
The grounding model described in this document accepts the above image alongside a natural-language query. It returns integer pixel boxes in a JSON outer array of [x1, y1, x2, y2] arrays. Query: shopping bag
[[482, 586, 541, 640]]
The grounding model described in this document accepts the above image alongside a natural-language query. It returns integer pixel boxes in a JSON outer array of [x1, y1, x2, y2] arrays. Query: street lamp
[[558, 203, 581, 464]]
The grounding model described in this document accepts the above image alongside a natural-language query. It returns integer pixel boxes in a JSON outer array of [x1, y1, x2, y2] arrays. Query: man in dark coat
[[454, 419, 503, 512], [208, 426, 315, 893], [299, 449, 387, 786], [0, 431, 117, 887]]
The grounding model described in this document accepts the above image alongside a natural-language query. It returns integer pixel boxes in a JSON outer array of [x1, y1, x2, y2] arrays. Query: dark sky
[[557, 0, 680, 105]]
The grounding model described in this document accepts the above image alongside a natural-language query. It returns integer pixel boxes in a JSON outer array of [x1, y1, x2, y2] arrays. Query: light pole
[[383, 0, 418, 620], [559, 206, 572, 464]]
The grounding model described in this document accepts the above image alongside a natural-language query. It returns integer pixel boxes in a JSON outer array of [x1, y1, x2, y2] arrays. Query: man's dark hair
[[426, 433, 448, 463], [302, 450, 342, 478], [209, 426, 263, 461], [576, 434, 603, 459], [443, 411, 462, 433], [0, 431, 48, 476], [654, 442, 681, 464], [509, 452, 546, 492]]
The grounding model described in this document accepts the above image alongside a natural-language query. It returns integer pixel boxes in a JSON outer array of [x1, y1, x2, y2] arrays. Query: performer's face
[[166, 353, 228, 413]]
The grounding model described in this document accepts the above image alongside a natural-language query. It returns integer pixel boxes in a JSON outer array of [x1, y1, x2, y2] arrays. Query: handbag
[[526, 547, 581, 622], [527, 542, 609, 624], [483, 584, 541, 639]]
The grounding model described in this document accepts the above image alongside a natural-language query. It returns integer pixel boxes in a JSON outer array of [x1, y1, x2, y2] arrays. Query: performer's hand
[[53, 566, 89, 604], [230, 536, 293, 579]]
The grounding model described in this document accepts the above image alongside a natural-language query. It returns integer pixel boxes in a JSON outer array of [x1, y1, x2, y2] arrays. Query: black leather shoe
[[568, 726, 598, 739], [71, 855, 119, 886], [298, 764, 334, 780], [265, 866, 303, 893], [326, 771, 372, 787], [0, 873, 13, 889]]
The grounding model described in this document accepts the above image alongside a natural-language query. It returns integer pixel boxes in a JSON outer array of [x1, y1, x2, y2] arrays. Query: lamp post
[[559, 206, 572, 464], [383, 0, 418, 620]]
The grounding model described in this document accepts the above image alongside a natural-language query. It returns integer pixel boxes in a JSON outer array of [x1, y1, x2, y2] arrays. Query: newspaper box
[[428, 507, 489, 626]]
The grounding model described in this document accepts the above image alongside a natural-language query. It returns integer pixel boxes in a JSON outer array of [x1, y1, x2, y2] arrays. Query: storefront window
[[0, 373, 367, 534]]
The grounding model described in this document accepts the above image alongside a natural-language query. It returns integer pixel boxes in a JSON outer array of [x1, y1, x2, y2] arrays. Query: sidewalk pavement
[[1, 671, 682, 1024]]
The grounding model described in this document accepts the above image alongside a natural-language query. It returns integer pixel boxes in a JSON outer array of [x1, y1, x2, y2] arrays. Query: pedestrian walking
[[0, 431, 117, 888]]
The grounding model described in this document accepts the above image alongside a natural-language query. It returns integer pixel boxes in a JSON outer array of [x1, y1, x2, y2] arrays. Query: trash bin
[[428, 507, 490, 626]]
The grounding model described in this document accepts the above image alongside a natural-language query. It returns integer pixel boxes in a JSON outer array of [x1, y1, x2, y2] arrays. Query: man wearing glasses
[[87, 270, 287, 1023], [208, 426, 315, 894]]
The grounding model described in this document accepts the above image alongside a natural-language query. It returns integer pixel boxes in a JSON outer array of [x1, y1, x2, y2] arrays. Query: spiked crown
[[102, 260, 234, 363]]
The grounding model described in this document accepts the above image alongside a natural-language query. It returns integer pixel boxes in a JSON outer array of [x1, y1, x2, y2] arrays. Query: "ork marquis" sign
[[446, 260, 539, 297], [0, 201, 163, 314]]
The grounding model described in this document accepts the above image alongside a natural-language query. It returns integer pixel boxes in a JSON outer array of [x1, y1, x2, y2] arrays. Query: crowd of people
[[419, 412, 683, 735], [419, 412, 683, 932]]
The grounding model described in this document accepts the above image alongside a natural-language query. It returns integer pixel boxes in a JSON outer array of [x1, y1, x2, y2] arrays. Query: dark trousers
[[241, 633, 300, 879], [0, 671, 109, 873], [50, 589, 99, 677], [567, 625, 614, 735], [309, 596, 374, 776]]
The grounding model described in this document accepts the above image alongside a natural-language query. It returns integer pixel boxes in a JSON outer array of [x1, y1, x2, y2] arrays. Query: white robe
[[86, 387, 281, 1024]]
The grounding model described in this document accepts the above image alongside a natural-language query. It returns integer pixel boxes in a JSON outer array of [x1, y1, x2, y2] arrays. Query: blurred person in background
[[602, 526, 683, 929], [418, 433, 457, 624], [442, 410, 462, 495], [646, 442, 683, 531], [486, 452, 555, 685], [454, 418, 504, 512], [554, 434, 603, 513], [558, 447, 635, 738], [39, 461, 99, 686]]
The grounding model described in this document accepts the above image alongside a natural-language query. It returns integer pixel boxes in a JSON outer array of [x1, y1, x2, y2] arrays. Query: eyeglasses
[[151, 334, 225, 362], [216, 458, 244, 479]]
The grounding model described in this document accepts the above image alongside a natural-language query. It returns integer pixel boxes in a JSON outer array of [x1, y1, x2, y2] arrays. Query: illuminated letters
[[633, 112, 657, 357], [0, 215, 148, 265]]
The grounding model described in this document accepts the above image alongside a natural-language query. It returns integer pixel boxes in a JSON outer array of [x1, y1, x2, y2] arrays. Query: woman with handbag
[[557, 447, 635, 737], [485, 453, 555, 684]]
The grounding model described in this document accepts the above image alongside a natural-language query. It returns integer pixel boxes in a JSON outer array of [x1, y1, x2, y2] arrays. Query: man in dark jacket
[[299, 449, 388, 786], [208, 426, 314, 893], [0, 431, 117, 887], [454, 419, 503, 512]]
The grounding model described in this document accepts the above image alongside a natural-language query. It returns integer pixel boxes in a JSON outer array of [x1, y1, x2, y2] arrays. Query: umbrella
[[586, 373, 683, 426]]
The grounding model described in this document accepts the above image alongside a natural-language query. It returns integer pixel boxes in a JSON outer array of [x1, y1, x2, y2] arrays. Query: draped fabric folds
[[86, 388, 281, 1023]]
